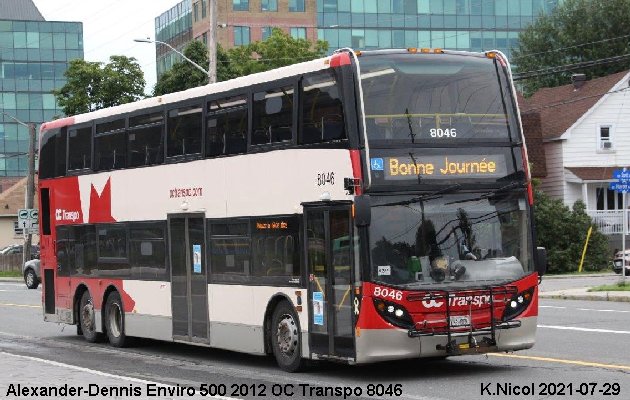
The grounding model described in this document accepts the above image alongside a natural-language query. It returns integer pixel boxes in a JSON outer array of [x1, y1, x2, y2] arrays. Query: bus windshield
[[359, 53, 517, 144], [369, 192, 533, 288]]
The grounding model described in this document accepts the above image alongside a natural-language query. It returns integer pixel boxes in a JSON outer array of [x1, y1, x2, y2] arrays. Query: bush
[[534, 191, 609, 273]]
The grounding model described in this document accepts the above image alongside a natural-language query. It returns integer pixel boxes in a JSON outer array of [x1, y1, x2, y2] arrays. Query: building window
[[598, 124, 613, 151], [234, 26, 250, 46], [202, 0, 207, 18], [289, 0, 305, 12], [193, 1, 199, 22], [261, 0, 277, 12], [262, 27, 273, 41], [290, 27, 306, 40], [233, 0, 249, 11]]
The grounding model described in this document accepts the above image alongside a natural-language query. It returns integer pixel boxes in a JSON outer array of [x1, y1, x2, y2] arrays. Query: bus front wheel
[[79, 291, 102, 342], [105, 291, 129, 347], [271, 301, 305, 372]]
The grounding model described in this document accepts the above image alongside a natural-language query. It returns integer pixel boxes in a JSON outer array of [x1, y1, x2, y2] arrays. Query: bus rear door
[[304, 205, 355, 360]]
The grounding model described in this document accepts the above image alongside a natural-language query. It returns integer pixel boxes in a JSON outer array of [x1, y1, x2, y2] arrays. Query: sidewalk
[[540, 287, 630, 303], [0, 277, 22, 283]]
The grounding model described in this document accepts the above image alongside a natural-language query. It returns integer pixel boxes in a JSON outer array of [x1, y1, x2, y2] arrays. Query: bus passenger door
[[168, 214, 209, 344], [304, 206, 355, 360]]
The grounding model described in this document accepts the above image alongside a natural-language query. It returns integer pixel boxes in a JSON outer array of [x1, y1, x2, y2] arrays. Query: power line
[[517, 33, 630, 58], [521, 86, 630, 113], [514, 53, 630, 80]]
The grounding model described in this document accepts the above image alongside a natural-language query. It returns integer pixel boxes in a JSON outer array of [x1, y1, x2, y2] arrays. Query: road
[[539, 274, 622, 292], [0, 280, 628, 400]]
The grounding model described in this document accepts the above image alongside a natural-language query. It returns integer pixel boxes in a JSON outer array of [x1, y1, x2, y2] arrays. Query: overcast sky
[[32, 0, 181, 94]]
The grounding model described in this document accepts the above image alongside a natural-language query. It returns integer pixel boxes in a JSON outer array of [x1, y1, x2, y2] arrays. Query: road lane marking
[[576, 308, 630, 313], [539, 306, 566, 309], [0, 351, 242, 400], [538, 324, 630, 334], [488, 353, 630, 371], [0, 303, 40, 308]]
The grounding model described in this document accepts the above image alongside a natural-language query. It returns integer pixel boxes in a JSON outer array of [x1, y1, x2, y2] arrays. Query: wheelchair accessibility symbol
[[370, 158, 384, 171]]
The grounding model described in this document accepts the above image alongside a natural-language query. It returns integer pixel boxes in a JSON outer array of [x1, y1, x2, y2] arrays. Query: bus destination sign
[[370, 154, 507, 181]]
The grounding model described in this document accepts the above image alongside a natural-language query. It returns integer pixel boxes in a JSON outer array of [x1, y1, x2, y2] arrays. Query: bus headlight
[[502, 288, 534, 321], [373, 298, 414, 329]]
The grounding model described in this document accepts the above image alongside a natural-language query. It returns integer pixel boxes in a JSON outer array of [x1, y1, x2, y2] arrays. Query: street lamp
[[1, 111, 37, 265], [134, 38, 211, 79]]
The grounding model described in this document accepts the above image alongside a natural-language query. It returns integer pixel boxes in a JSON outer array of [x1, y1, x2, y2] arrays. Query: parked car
[[0, 244, 40, 258], [613, 250, 630, 276], [22, 258, 40, 289]]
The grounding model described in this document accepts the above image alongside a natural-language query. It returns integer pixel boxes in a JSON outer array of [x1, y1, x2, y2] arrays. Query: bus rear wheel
[[105, 291, 129, 347], [79, 291, 102, 342], [271, 301, 305, 372]]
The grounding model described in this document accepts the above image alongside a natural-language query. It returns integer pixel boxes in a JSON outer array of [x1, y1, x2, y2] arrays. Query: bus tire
[[104, 291, 128, 347], [79, 291, 102, 343], [271, 301, 305, 372]]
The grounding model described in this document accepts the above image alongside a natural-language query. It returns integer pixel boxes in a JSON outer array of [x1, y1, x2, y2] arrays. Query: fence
[[0, 254, 24, 272], [587, 210, 630, 235]]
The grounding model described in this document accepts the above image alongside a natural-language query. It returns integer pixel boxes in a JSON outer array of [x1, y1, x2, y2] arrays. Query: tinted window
[[130, 222, 167, 280], [95, 119, 126, 171], [129, 112, 164, 167], [39, 127, 67, 179], [167, 104, 203, 157], [97, 224, 128, 259], [252, 86, 294, 145], [252, 216, 300, 278], [68, 126, 92, 171], [206, 95, 247, 157], [55, 225, 96, 276], [301, 70, 346, 144], [209, 220, 250, 278]]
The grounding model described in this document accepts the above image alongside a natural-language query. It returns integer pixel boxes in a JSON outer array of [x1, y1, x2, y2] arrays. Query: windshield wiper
[[375, 184, 462, 207], [444, 181, 524, 205]]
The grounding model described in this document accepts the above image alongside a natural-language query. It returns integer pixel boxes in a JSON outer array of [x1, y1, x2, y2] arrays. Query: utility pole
[[208, 0, 217, 83], [24, 122, 36, 264]]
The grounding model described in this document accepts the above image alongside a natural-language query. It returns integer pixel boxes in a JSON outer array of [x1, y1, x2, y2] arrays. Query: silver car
[[22, 258, 40, 289]]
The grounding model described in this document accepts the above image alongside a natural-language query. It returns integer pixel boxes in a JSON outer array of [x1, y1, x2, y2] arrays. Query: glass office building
[[0, 4, 83, 176], [317, 0, 559, 58], [155, 0, 193, 78]]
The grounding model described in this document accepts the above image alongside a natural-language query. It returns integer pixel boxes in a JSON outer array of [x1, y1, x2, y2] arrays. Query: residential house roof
[[0, 0, 44, 21], [0, 177, 38, 217], [519, 70, 630, 140], [565, 167, 624, 182]]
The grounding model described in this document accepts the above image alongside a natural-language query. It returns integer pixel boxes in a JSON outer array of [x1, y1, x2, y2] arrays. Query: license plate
[[450, 315, 471, 327], [615, 261, 623, 267]]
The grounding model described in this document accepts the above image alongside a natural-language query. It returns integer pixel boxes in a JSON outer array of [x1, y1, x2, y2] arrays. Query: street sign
[[613, 169, 630, 181], [611, 169, 630, 192], [609, 182, 630, 193], [17, 208, 38, 234]]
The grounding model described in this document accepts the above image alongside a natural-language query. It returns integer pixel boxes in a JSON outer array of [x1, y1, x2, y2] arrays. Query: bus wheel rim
[[109, 303, 122, 338], [82, 301, 95, 332], [276, 314, 298, 356]]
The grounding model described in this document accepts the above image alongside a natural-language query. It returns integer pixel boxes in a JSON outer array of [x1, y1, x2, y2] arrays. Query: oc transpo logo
[[55, 209, 80, 222], [422, 294, 492, 309]]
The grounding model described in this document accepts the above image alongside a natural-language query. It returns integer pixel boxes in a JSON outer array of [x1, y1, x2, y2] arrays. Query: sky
[[32, 0, 181, 94]]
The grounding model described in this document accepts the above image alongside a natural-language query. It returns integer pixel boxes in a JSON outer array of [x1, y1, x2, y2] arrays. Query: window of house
[[233, 0, 249, 11], [67, 126, 92, 171], [193, 1, 199, 22], [234, 26, 250, 46], [167, 104, 203, 157], [290, 27, 306, 39], [261, 0, 277, 11], [598, 125, 613, 151], [262, 27, 272, 41], [289, 0, 305, 12], [252, 85, 294, 145], [202, 0, 207, 18]]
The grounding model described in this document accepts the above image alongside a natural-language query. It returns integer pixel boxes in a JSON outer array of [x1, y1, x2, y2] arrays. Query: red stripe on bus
[[349, 150, 363, 195], [330, 52, 351, 68], [40, 116, 75, 133]]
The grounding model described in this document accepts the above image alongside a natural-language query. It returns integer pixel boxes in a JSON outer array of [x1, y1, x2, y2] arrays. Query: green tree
[[153, 40, 210, 96], [534, 191, 609, 273], [226, 28, 328, 78], [514, 0, 630, 95], [54, 56, 145, 116]]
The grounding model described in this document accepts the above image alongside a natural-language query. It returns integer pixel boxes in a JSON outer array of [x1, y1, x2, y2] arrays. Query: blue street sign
[[613, 169, 630, 182], [610, 182, 630, 193]]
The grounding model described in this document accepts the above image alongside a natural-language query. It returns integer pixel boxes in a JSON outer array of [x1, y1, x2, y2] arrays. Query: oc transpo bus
[[38, 48, 546, 372]]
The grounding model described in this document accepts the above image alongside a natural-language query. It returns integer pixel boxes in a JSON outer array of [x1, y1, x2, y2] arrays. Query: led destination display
[[371, 154, 507, 181]]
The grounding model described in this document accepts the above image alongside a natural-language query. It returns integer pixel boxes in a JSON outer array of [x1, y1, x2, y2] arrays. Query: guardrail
[[0, 254, 24, 272], [587, 210, 630, 235]]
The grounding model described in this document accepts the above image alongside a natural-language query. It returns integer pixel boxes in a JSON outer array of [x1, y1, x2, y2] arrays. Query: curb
[[540, 294, 630, 303], [0, 278, 22, 283], [542, 274, 616, 280]]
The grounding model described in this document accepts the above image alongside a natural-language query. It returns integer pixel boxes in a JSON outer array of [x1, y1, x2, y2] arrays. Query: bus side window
[[128, 111, 164, 167], [300, 70, 346, 145], [95, 118, 126, 171], [39, 127, 67, 178], [208, 220, 251, 282], [206, 95, 247, 157], [67, 126, 92, 171], [167, 104, 203, 157], [252, 86, 294, 146]]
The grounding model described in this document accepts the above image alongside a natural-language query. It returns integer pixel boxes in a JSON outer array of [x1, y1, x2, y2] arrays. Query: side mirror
[[536, 247, 547, 277], [354, 195, 371, 227]]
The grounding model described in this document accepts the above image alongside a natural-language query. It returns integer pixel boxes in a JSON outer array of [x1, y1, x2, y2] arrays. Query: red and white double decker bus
[[38, 48, 546, 371]]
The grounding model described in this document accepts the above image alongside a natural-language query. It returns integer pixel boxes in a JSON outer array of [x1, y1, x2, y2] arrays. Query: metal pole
[[23, 123, 36, 263], [622, 191, 627, 284], [208, 0, 217, 83]]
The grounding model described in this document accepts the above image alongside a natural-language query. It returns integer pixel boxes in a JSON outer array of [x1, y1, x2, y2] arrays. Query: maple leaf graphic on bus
[[88, 177, 116, 223]]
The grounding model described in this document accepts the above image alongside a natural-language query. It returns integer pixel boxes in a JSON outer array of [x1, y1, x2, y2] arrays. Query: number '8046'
[[373, 286, 403, 301], [430, 128, 457, 138]]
